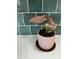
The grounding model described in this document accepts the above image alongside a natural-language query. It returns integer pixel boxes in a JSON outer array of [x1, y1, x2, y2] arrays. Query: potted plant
[[30, 15, 57, 51]]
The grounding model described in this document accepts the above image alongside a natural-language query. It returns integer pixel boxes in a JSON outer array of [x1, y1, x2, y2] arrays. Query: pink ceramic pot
[[37, 34, 56, 50]]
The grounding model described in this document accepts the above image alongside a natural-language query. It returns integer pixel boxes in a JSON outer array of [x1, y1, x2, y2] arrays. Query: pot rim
[[37, 29, 56, 37], [37, 32, 56, 38]]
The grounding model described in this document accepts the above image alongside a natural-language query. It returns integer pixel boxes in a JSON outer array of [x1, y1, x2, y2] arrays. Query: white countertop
[[17, 35, 61, 59]]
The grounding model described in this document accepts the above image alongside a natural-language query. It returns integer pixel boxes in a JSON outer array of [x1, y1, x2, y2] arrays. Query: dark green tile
[[37, 13, 48, 25], [24, 13, 35, 25], [17, 26, 20, 35], [55, 26, 61, 35], [19, 26, 30, 35], [17, 0, 28, 12], [57, 0, 61, 12], [29, 0, 42, 12], [17, 0, 20, 12], [50, 13, 61, 25], [31, 25, 41, 35], [17, 14, 24, 25], [43, 0, 57, 12]]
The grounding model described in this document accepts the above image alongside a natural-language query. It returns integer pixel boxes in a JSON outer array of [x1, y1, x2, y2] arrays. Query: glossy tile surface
[[17, 0, 28, 12], [17, 14, 24, 25], [29, 0, 42, 12], [43, 0, 57, 12], [31, 25, 41, 35], [50, 13, 61, 25], [19, 26, 30, 35]]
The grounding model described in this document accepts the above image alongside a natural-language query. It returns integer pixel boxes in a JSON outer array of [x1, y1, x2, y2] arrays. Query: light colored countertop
[[17, 35, 61, 59]]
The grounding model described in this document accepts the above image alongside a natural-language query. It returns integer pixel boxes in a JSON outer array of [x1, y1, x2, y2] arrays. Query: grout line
[[17, 12, 61, 14], [48, 12, 50, 16], [18, 26, 21, 35], [27, 0, 29, 12], [18, 25, 41, 26], [29, 25, 31, 34], [22, 13, 25, 25], [55, 0, 58, 12], [17, 25, 61, 26], [42, 0, 43, 12], [57, 24, 61, 26], [29, 25, 32, 36], [35, 13, 38, 26], [35, 12, 37, 16]]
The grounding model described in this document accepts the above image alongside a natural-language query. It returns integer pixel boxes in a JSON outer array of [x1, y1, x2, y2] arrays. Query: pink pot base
[[37, 34, 56, 50], [36, 40, 56, 52]]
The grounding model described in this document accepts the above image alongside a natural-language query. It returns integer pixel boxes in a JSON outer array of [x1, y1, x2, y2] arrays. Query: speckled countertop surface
[[17, 35, 61, 59]]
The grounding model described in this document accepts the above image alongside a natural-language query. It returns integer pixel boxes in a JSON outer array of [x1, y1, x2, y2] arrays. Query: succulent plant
[[42, 23, 54, 34], [30, 15, 57, 34]]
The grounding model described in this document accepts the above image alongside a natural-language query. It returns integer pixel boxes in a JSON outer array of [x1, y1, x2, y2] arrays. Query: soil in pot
[[39, 29, 55, 37]]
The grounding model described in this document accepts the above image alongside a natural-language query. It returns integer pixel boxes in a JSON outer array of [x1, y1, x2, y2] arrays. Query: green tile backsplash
[[19, 26, 30, 35], [31, 25, 41, 35], [50, 13, 61, 25], [29, 0, 42, 12], [17, 14, 24, 25], [23, 13, 35, 25], [43, 0, 57, 12], [17, 26, 20, 35], [17, 0, 61, 35], [55, 26, 61, 35], [57, 0, 61, 12], [17, 0, 28, 12]]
